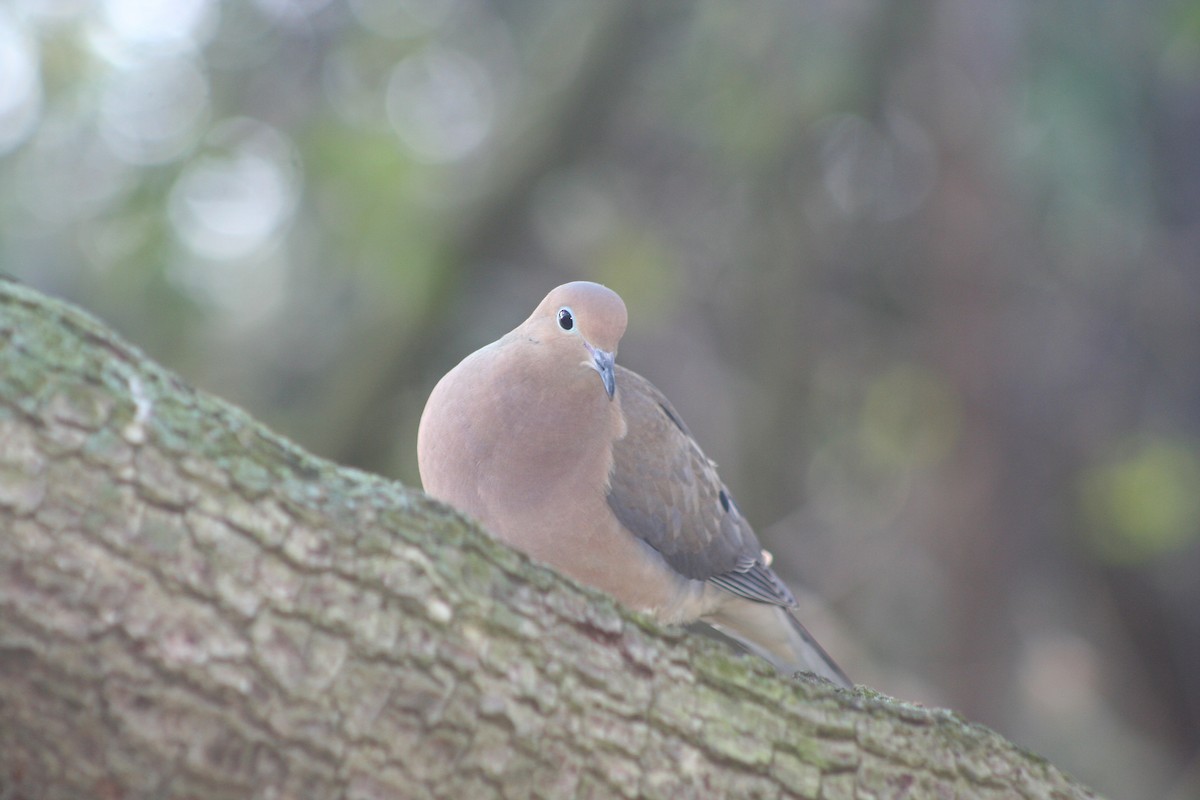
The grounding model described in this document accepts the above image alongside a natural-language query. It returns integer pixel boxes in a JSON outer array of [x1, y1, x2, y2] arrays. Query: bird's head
[[524, 281, 627, 400]]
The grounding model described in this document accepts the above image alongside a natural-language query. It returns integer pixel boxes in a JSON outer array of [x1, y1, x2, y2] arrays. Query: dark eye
[[557, 307, 574, 331]]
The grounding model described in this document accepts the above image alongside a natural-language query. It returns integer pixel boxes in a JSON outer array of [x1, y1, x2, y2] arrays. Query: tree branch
[[0, 279, 1100, 799]]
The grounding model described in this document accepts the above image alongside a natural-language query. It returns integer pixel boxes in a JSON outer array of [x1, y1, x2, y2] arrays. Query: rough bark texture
[[0, 279, 1100, 800]]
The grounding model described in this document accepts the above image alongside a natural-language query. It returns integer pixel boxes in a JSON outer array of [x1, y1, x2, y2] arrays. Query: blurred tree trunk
[[0, 280, 1101, 799]]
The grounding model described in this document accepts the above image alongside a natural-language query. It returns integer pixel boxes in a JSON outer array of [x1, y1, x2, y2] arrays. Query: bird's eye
[[557, 307, 575, 331]]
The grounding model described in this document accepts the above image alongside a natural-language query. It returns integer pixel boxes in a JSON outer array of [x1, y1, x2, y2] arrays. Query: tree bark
[[0, 279, 1100, 800]]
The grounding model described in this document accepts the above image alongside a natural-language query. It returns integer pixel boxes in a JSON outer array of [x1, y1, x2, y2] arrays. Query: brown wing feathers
[[607, 366, 796, 607]]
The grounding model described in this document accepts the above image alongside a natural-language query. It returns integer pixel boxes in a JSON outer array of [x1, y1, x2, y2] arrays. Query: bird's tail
[[703, 599, 852, 688]]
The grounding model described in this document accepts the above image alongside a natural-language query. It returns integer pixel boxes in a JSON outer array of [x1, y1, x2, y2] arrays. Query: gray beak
[[586, 343, 616, 400]]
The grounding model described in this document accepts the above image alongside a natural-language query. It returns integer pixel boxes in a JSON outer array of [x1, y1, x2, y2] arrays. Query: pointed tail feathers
[[703, 598, 852, 688]]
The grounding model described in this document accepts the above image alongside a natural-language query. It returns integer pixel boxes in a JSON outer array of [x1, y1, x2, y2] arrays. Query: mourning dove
[[417, 281, 851, 687]]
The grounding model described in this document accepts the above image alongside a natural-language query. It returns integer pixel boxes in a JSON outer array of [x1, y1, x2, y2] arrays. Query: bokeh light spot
[[101, 0, 216, 52], [0, 10, 42, 156], [1080, 437, 1200, 563], [98, 56, 210, 165], [167, 117, 300, 261], [817, 111, 938, 221], [385, 45, 493, 163]]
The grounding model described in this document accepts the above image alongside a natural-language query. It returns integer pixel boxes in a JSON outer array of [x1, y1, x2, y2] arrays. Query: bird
[[417, 281, 851, 687]]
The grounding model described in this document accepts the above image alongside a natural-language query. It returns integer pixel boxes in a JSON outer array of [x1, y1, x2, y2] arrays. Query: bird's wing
[[606, 366, 796, 607]]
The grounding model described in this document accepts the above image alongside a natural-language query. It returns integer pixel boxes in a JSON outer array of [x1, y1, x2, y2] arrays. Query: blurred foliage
[[3, 1, 1200, 798]]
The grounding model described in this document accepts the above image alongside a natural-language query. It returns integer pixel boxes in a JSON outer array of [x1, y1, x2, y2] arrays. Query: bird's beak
[[585, 343, 616, 400]]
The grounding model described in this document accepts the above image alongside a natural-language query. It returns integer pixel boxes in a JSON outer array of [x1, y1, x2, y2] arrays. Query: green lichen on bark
[[0, 278, 1102, 800]]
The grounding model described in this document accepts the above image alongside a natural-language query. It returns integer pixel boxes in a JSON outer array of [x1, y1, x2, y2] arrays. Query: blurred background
[[3, 0, 1199, 796]]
